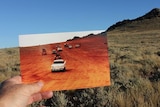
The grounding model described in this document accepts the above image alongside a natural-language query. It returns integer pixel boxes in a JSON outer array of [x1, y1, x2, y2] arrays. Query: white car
[[68, 45, 72, 49], [51, 59, 66, 72], [52, 49, 57, 54], [57, 47, 63, 51]]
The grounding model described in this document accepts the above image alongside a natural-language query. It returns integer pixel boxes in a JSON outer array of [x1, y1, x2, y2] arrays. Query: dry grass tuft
[[0, 48, 20, 82]]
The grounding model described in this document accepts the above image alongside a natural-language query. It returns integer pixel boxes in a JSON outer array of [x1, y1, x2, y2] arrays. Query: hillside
[[107, 8, 160, 32]]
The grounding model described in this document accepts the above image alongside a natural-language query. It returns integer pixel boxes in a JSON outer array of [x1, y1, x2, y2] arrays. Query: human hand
[[0, 76, 53, 107]]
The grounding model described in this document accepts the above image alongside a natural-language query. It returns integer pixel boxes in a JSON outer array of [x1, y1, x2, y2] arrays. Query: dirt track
[[20, 35, 110, 91]]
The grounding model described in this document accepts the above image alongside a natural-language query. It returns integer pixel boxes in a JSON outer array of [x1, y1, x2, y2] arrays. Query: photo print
[[19, 30, 110, 91]]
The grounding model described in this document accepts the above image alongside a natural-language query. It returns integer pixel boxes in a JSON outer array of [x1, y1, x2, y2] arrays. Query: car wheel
[[63, 67, 66, 71]]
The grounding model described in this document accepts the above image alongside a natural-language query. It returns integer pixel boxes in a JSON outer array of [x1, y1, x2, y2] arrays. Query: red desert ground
[[20, 34, 110, 91]]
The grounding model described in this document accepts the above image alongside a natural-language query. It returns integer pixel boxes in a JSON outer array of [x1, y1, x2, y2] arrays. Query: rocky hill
[[107, 8, 160, 32]]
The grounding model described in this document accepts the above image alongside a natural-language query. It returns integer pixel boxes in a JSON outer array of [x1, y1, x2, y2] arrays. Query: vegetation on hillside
[[0, 48, 20, 82]]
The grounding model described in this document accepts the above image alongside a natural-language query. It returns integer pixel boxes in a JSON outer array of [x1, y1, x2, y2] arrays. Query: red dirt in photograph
[[20, 35, 110, 91]]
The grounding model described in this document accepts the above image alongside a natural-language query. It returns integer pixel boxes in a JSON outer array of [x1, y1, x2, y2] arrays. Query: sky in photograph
[[19, 30, 104, 47], [0, 0, 160, 48]]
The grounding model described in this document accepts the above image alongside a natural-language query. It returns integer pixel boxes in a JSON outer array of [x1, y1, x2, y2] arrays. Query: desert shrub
[[149, 69, 160, 82], [0, 74, 7, 82], [0, 65, 6, 72], [156, 51, 160, 56], [44, 91, 68, 107]]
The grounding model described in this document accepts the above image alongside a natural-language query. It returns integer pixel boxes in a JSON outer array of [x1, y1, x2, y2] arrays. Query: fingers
[[7, 76, 22, 84], [28, 93, 43, 104], [28, 91, 53, 104], [25, 81, 44, 95], [8, 76, 43, 94], [0, 76, 22, 90], [41, 91, 53, 99], [22, 81, 44, 104]]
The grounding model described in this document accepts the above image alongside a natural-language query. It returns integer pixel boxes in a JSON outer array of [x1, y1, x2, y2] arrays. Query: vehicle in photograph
[[64, 43, 68, 47], [57, 47, 63, 51], [51, 59, 66, 72], [52, 49, 57, 54], [42, 48, 47, 55], [68, 45, 72, 49], [75, 44, 81, 48]]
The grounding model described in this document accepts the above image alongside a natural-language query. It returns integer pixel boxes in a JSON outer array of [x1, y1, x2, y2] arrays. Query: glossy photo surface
[[19, 31, 110, 91]]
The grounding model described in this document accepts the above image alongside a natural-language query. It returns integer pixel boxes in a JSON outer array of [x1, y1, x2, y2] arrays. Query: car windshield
[[54, 61, 64, 64]]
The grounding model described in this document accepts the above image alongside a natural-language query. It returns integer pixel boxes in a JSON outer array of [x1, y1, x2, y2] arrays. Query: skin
[[0, 76, 53, 107]]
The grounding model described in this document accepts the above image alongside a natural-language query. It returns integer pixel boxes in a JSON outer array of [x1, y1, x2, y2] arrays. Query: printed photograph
[[19, 30, 110, 91]]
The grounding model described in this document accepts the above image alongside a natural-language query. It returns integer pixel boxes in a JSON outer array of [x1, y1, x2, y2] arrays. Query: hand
[[0, 76, 53, 107]]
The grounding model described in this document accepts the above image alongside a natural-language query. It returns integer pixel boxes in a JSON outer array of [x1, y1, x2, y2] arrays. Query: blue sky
[[0, 0, 159, 48]]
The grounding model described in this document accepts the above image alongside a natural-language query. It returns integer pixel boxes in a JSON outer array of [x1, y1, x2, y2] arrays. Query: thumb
[[24, 81, 44, 95]]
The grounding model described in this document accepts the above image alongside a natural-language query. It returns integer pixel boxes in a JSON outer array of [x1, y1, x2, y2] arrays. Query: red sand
[[20, 35, 110, 91]]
